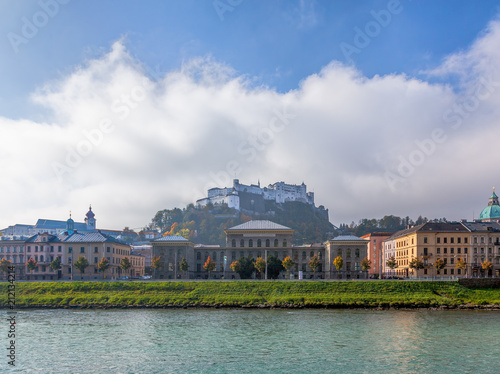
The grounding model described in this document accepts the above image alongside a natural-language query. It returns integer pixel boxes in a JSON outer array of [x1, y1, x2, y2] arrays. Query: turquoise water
[[1, 309, 499, 373]]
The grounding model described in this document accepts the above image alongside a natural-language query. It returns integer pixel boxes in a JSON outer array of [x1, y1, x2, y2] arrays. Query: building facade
[[361, 232, 391, 277], [324, 236, 369, 279]]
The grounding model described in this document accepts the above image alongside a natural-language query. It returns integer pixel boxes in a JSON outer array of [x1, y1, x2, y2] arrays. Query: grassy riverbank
[[1, 281, 500, 309]]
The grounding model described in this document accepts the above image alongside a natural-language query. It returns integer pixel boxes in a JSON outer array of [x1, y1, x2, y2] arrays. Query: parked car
[[117, 276, 130, 280], [140, 275, 152, 280]]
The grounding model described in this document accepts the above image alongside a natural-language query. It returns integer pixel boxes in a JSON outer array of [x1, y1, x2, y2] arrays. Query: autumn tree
[[254, 257, 266, 279], [433, 258, 445, 275], [333, 256, 343, 271], [308, 254, 320, 279], [456, 258, 467, 277], [179, 257, 189, 278], [409, 257, 424, 277], [120, 257, 132, 277], [203, 256, 216, 278], [282, 256, 295, 279], [26, 258, 37, 280], [73, 256, 89, 280], [481, 260, 493, 277], [151, 255, 162, 278], [266, 255, 284, 279], [360, 257, 371, 272], [97, 257, 110, 278]]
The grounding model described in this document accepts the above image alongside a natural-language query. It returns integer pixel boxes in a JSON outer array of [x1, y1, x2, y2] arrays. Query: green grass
[[1, 281, 499, 309]]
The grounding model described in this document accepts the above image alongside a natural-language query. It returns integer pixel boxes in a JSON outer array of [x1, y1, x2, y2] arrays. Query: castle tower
[[85, 205, 96, 230], [66, 213, 75, 235]]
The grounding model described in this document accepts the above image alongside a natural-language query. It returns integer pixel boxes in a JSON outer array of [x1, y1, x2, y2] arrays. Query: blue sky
[[1, 0, 500, 230]]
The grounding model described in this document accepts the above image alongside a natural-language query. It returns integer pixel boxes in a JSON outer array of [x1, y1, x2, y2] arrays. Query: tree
[[433, 258, 445, 275], [151, 255, 161, 278], [73, 256, 89, 280], [229, 257, 255, 279], [266, 255, 284, 279], [360, 257, 371, 272], [409, 257, 424, 277], [481, 260, 493, 277], [333, 256, 343, 271], [120, 257, 132, 277], [308, 254, 320, 279], [203, 256, 216, 278], [456, 258, 467, 277], [0, 259, 12, 280], [179, 257, 189, 278], [97, 257, 110, 278], [26, 258, 37, 279], [254, 257, 266, 279], [50, 257, 62, 277], [282, 256, 295, 279], [386, 256, 398, 275]]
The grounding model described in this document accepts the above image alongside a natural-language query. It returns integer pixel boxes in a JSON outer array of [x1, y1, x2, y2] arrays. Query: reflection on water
[[1, 309, 498, 374]]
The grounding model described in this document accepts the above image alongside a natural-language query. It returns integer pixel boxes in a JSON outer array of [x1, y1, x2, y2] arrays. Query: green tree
[[254, 257, 266, 279], [433, 258, 445, 275], [97, 257, 110, 278], [482, 260, 493, 277], [0, 258, 12, 280], [73, 256, 89, 280], [203, 256, 216, 278], [26, 258, 37, 279], [360, 257, 371, 272], [50, 257, 62, 277], [409, 257, 424, 277], [386, 256, 398, 275], [179, 257, 189, 278], [120, 257, 132, 277], [308, 254, 320, 279], [456, 258, 467, 277], [282, 256, 295, 279], [229, 257, 255, 279], [266, 255, 284, 279], [151, 255, 162, 279]]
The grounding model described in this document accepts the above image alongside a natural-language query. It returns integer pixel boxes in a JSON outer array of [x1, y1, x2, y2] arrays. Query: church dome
[[86, 205, 95, 219], [479, 189, 500, 220]]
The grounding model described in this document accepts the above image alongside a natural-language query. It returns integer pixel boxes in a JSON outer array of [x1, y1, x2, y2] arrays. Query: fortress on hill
[[196, 179, 319, 215]]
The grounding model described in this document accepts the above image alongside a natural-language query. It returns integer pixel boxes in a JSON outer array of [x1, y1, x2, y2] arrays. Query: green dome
[[479, 205, 500, 220]]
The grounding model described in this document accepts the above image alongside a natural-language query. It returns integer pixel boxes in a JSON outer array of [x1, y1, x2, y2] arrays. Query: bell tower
[[85, 205, 96, 231]]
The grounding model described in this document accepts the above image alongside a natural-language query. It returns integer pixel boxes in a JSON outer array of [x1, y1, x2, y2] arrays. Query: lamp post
[[265, 249, 268, 280]]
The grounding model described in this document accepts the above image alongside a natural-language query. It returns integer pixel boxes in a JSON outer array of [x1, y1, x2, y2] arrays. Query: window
[[283, 239, 287, 247], [457, 238, 461, 244], [310, 251, 314, 258], [80, 247, 85, 253], [464, 248, 468, 254], [68, 247, 73, 253], [94, 257, 98, 264], [240, 239, 244, 248], [424, 237, 427, 244], [35, 246, 38, 252], [450, 238, 454, 244], [450, 248, 454, 254], [231, 251, 236, 260], [346, 249, 351, 258], [437, 248, 441, 254], [197, 252, 201, 260], [423, 248, 428, 256], [257, 239, 262, 248], [337, 249, 342, 257], [444, 238, 448, 244], [450, 258, 454, 264], [355, 249, 360, 258], [265, 239, 270, 247], [274, 239, 279, 247], [444, 248, 447, 254], [444, 269, 447, 275], [58, 246, 62, 252], [437, 238, 441, 244], [457, 248, 461, 254], [213, 252, 217, 261], [107, 247, 110, 253], [249, 239, 253, 248], [94, 247, 98, 253], [231, 239, 236, 247], [27, 246, 31, 253], [302, 251, 306, 260], [50, 246, 54, 252]]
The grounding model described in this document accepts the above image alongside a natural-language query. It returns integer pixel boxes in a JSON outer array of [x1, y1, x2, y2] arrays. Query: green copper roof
[[491, 191, 498, 199], [479, 205, 500, 220]]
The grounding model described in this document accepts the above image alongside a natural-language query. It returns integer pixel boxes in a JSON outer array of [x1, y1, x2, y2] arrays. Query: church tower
[[85, 205, 96, 231]]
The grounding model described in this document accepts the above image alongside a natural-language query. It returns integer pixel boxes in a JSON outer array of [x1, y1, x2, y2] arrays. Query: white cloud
[[2, 19, 500, 232]]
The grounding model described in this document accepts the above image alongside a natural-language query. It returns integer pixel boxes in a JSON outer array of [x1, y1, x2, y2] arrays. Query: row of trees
[[0, 256, 134, 280], [384, 256, 494, 277]]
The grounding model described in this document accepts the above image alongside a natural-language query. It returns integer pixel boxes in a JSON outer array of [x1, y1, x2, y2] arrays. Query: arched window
[[197, 252, 201, 260], [337, 249, 342, 257], [274, 239, 279, 247], [249, 239, 253, 248], [355, 249, 360, 258], [40, 255, 44, 262], [282, 239, 287, 247], [232, 239, 236, 247], [346, 249, 351, 258], [213, 252, 217, 261], [240, 239, 245, 247], [310, 251, 314, 258], [266, 239, 270, 247], [257, 239, 262, 247], [302, 251, 306, 259]]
